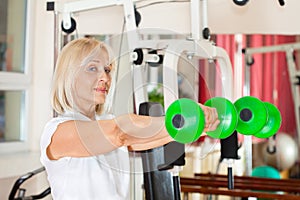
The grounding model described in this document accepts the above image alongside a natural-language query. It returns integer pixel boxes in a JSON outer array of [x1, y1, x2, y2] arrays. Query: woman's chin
[[94, 97, 106, 105], [94, 93, 106, 102]]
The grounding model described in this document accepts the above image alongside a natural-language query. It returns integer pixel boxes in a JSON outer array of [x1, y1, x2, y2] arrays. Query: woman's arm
[[46, 119, 122, 160], [46, 114, 172, 160], [127, 104, 220, 151], [46, 105, 219, 160], [116, 114, 174, 151]]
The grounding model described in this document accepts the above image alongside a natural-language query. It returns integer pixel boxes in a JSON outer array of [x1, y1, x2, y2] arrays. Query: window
[[0, 0, 30, 150]]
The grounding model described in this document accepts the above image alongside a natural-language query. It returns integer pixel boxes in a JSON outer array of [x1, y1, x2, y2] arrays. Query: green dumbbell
[[234, 96, 282, 138], [165, 97, 238, 143], [165, 96, 282, 144]]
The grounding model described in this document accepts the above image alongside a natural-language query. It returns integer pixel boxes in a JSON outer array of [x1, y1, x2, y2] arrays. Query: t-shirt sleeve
[[40, 117, 73, 164]]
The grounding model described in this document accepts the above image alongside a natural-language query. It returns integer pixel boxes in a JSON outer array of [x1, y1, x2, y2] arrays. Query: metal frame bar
[[243, 42, 300, 148]]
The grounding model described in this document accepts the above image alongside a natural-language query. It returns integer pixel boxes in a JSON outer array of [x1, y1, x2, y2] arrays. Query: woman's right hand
[[198, 103, 220, 133]]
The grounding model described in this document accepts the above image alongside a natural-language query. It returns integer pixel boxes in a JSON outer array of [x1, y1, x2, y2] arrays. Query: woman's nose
[[98, 71, 109, 82]]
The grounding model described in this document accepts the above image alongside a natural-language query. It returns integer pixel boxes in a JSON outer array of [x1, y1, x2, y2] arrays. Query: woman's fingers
[[199, 104, 220, 132], [204, 118, 220, 132]]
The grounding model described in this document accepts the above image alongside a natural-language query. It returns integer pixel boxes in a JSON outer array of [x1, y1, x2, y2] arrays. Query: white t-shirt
[[40, 111, 130, 200]]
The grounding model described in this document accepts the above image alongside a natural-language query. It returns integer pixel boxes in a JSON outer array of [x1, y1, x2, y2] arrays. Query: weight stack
[[220, 131, 239, 160], [138, 102, 175, 200]]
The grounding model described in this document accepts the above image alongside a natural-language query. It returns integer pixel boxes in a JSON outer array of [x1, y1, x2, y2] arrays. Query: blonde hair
[[51, 37, 116, 115]]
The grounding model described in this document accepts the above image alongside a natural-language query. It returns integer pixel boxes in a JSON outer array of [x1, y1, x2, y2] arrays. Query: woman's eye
[[104, 67, 111, 73], [87, 66, 97, 72]]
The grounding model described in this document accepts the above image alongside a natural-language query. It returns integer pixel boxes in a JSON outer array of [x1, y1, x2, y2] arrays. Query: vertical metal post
[[190, 0, 200, 40], [244, 54, 253, 176]]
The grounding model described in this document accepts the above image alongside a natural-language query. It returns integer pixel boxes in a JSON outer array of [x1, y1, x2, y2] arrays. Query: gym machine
[[243, 42, 300, 175], [243, 42, 300, 147], [46, 0, 241, 199]]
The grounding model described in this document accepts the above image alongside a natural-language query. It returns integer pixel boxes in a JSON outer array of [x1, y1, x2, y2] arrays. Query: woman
[[40, 37, 219, 200]]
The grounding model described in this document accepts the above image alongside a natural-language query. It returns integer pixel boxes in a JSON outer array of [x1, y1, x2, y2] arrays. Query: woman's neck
[[74, 104, 96, 120]]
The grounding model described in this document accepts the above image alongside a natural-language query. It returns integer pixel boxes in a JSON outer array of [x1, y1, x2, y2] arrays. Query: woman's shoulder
[[96, 113, 115, 120], [45, 115, 73, 127], [42, 112, 79, 135], [46, 111, 90, 125]]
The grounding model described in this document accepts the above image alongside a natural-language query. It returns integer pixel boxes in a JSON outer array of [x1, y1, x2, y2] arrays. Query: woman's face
[[73, 49, 112, 108]]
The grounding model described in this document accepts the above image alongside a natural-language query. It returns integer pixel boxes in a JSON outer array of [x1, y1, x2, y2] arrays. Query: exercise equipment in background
[[243, 42, 300, 176], [251, 165, 281, 179], [9, 167, 50, 200], [138, 101, 174, 200], [262, 132, 298, 171], [165, 96, 282, 144]]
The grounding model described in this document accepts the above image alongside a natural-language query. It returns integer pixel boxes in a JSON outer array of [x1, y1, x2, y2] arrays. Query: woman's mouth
[[94, 88, 107, 93]]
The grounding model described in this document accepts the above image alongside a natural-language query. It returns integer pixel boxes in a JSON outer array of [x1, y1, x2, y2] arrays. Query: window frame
[[0, 0, 33, 154]]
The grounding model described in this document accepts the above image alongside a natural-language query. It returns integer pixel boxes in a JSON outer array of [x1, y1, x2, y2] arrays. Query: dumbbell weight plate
[[204, 97, 238, 139], [234, 96, 268, 135], [254, 102, 282, 138], [165, 98, 205, 143]]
